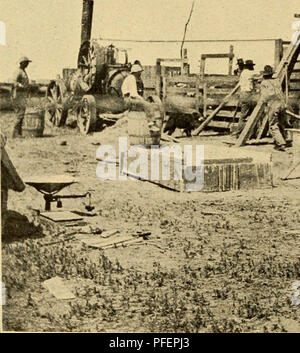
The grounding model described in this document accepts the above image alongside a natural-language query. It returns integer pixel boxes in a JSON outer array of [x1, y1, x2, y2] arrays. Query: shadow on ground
[[1, 210, 44, 243]]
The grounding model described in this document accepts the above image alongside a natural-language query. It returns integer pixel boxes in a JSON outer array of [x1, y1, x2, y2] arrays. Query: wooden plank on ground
[[81, 235, 135, 248]]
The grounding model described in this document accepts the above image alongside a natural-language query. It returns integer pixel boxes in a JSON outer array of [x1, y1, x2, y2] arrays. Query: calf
[[163, 111, 203, 137]]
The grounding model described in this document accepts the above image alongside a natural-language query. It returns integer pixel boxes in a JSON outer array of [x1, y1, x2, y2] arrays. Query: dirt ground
[[1, 111, 300, 333]]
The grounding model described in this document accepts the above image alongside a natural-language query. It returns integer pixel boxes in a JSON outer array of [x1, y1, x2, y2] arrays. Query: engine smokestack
[[78, 0, 94, 67], [81, 0, 94, 44]]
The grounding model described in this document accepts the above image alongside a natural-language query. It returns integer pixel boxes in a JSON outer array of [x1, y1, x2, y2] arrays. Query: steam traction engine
[[44, 0, 132, 134]]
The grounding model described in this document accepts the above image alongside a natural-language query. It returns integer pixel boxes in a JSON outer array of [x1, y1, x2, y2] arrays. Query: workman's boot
[[274, 144, 286, 152]]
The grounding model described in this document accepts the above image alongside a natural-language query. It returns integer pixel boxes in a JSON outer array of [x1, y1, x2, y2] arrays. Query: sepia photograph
[[0, 0, 300, 337]]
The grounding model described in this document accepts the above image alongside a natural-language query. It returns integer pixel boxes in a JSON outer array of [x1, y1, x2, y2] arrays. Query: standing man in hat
[[11, 56, 32, 138], [260, 65, 289, 151], [233, 59, 256, 137]]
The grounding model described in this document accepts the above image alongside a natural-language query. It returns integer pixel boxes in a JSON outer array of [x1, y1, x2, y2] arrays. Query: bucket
[[127, 111, 161, 146], [23, 109, 45, 137]]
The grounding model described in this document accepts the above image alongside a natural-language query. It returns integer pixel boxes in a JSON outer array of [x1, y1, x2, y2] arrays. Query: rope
[[97, 37, 279, 44]]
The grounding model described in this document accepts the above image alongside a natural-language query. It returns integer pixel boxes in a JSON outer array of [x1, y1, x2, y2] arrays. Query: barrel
[[127, 96, 164, 146], [22, 108, 45, 137], [127, 111, 161, 146]]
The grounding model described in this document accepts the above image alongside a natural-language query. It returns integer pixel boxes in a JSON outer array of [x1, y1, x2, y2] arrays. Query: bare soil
[[1, 111, 300, 333]]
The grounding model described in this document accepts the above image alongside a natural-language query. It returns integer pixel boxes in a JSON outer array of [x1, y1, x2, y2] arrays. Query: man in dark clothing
[[260, 65, 289, 151], [234, 58, 244, 76]]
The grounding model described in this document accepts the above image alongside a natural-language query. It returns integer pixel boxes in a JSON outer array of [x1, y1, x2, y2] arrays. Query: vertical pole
[[162, 76, 167, 106], [156, 59, 162, 98], [228, 45, 234, 75], [182, 48, 189, 75], [203, 82, 207, 118], [200, 56, 205, 78], [195, 75, 200, 113], [274, 39, 283, 69]]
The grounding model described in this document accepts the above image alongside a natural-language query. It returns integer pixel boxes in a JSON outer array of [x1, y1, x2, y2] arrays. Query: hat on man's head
[[263, 65, 274, 76], [237, 58, 244, 63], [130, 64, 143, 73], [244, 59, 255, 67], [19, 56, 32, 64]]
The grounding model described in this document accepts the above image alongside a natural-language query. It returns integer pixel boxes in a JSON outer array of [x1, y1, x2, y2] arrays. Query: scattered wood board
[[42, 276, 75, 300], [101, 238, 144, 250], [101, 229, 120, 238], [40, 211, 83, 222], [81, 234, 136, 249]]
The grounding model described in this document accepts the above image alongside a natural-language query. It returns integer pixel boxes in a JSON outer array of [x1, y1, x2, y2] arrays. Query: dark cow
[[163, 111, 203, 137]]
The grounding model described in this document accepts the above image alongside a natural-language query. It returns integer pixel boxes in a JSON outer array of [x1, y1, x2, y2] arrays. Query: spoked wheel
[[45, 80, 69, 127], [77, 95, 97, 134]]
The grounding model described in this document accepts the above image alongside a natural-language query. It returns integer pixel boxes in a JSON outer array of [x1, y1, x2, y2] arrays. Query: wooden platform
[[121, 143, 273, 192]]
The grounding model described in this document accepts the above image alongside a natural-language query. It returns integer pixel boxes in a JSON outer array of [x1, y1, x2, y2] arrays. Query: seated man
[[121, 63, 145, 106], [121, 63, 159, 131], [260, 65, 289, 151]]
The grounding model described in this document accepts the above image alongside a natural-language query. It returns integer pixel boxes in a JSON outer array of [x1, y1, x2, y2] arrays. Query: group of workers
[[10, 54, 292, 151], [233, 57, 291, 151], [10, 56, 159, 137]]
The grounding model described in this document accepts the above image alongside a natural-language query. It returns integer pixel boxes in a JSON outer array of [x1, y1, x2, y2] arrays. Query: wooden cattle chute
[[235, 33, 300, 147], [159, 74, 241, 131], [155, 37, 300, 141], [155, 46, 242, 131]]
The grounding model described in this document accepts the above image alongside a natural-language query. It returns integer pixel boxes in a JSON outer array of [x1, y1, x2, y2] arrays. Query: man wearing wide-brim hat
[[234, 58, 244, 76], [121, 62, 161, 132], [121, 63, 144, 103], [121, 63, 148, 111], [259, 65, 290, 151], [11, 56, 32, 138], [232, 59, 256, 137]]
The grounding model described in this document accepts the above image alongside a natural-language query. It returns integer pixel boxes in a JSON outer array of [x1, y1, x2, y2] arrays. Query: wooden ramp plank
[[235, 102, 266, 147], [193, 84, 240, 135], [256, 112, 269, 140]]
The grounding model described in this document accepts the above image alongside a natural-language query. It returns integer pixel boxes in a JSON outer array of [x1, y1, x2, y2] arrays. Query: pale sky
[[0, 0, 299, 80]]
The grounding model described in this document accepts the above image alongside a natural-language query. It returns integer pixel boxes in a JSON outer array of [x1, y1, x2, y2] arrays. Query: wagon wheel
[[79, 41, 107, 92], [77, 95, 97, 134], [44, 80, 69, 127]]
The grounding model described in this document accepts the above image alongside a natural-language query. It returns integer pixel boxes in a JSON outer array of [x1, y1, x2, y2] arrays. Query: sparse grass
[[2, 197, 300, 332]]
